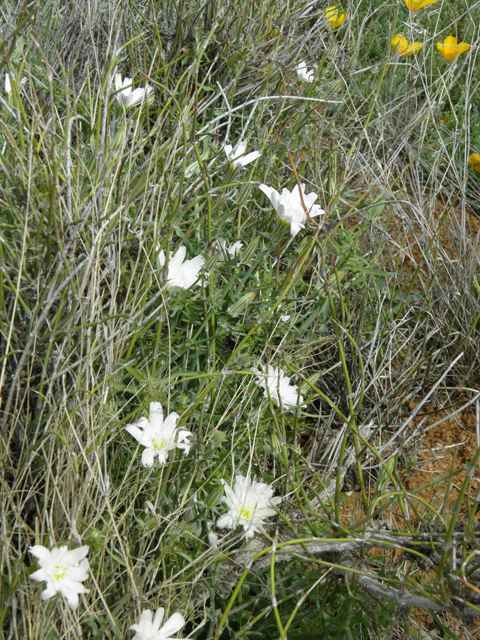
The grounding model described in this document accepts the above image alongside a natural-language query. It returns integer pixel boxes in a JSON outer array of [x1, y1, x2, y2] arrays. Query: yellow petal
[[325, 6, 338, 19], [444, 35, 458, 47], [468, 153, 480, 166], [400, 42, 424, 57], [456, 42, 471, 56], [325, 6, 346, 29], [392, 35, 408, 53], [404, 0, 435, 10]]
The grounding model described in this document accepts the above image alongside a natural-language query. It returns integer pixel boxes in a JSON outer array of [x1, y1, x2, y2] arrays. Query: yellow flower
[[437, 35, 470, 61], [391, 34, 424, 57], [468, 153, 480, 169], [404, 0, 435, 10], [325, 6, 347, 29]]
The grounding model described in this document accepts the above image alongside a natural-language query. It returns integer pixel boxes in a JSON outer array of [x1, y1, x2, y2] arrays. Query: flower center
[[151, 438, 167, 451], [240, 506, 252, 519], [54, 565, 67, 581]]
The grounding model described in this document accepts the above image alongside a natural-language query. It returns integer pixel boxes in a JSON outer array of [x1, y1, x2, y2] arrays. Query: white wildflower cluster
[[24, 49, 324, 633], [29, 545, 187, 639]]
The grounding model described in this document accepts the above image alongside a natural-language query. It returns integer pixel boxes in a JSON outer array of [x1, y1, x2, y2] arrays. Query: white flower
[[130, 608, 186, 640], [296, 61, 314, 83], [125, 402, 191, 467], [259, 183, 325, 237], [29, 545, 89, 610], [253, 364, 304, 410], [212, 238, 243, 260], [5, 73, 27, 95], [159, 246, 205, 290], [114, 74, 153, 107], [224, 142, 261, 168], [217, 474, 281, 539]]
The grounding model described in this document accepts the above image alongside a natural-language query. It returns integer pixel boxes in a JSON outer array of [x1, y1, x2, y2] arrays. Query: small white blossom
[[29, 545, 89, 610], [213, 238, 243, 260], [125, 402, 191, 467], [217, 474, 281, 539], [5, 73, 27, 95], [130, 607, 186, 640], [159, 246, 205, 290], [296, 61, 314, 83], [259, 183, 325, 237], [224, 142, 261, 168], [114, 73, 153, 107], [253, 364, 304, 410]]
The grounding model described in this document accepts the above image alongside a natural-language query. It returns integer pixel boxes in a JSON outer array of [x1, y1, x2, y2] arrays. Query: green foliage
[[1, 0, 479, 637]]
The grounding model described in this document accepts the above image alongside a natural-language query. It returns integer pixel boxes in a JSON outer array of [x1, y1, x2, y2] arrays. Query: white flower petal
[[240, 151, 261, 166], [114, 73, 123, 93], [171, 246, 187, 269], [40, 585, 58, 601], [127, 87, 147, 107], [125, 424, 148, 444], [149, 402, 164, 431], [30, 568, 48, 582], [156, 450, 169, 465], [29, 546, 51, 562], [152, 607, 165, 631], [69, 546, 90, 564], [159, 612, 186, 638], [217, 514, 234, 529], [259, 183, 276, 203], [208, 531, 219, 547], [227, 241, 243, 257], [130, 609, 154, 633], [141, 448, 156, 467]]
